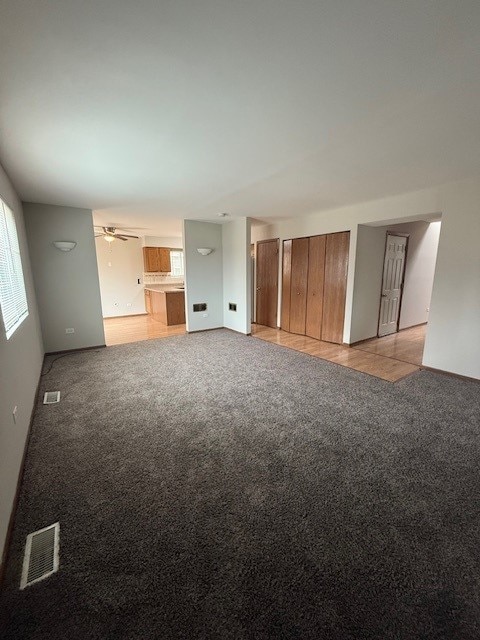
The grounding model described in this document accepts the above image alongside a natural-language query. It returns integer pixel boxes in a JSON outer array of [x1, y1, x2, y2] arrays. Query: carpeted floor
[[1, 329, 479, 639]]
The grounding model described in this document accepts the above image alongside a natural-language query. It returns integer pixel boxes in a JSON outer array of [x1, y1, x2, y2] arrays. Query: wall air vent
[[193, 303, 207, 312], [229, 303, 237, 311], [43, 391, 61, 404], [20, 522, 60, 589]]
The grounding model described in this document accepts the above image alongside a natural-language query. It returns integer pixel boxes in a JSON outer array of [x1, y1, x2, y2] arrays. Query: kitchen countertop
[[144, 285, 185, 293]]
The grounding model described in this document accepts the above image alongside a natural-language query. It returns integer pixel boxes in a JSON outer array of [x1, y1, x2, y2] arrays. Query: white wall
[[222, 218, 251, 334], [143, 236, 183, 249], [95, 237, 145, 317], [24, 203, 105, 352], [252, 177, 480, 378], [350, 225, 386, 342], [183, 220, 223, 332], [424, 181, 480, 379], [350, 221, 441, 342], [0, 165, 44, 567], [390, 221, 441, 330]]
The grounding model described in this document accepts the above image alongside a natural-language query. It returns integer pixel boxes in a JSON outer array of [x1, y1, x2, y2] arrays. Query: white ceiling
[[1, 0, 480, 236]]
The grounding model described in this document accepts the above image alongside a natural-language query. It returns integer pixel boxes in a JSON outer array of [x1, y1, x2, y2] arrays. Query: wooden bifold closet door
[[321, 231, 349, 344], [305, 235, 326, 339], [281, 231, 349, 344], [281, 240, 292, 331], [289, 238, 309, 334]]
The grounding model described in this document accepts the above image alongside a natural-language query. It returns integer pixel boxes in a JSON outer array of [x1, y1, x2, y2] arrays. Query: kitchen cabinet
[[144, 288, 153, 314], [145, 288, 185, 325], [143, 247, 171, 273]]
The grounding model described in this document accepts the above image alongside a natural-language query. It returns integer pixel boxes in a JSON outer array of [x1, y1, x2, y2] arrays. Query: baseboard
[[0, 366, 43, 589], [421, 366, 479, 383], [103, 313, 148, 319], [186, 327, 223, 334], [399, 322, 428, 332], [348, 337, 376, 347], [223, 327, 252, 336], [45, 344, 106, 356]]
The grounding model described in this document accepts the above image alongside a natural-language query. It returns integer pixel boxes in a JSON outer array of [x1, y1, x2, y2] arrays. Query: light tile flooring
[[251, 324, 426, 382], [103, 314, 186, 346]]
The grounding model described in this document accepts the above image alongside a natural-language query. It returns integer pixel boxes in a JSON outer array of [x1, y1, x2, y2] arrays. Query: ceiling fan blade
[[94, 233, 105, 237], [116, 234, 139, 239], [116, 235, 129, 241]]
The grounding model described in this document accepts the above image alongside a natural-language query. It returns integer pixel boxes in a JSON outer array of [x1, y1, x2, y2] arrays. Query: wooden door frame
[[377, 232, 409, 337], [255, 238, 279, 327]]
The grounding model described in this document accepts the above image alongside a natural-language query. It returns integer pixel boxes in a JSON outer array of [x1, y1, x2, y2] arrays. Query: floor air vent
[[20, 522, 60, 589], [43, 391, 60, 404]]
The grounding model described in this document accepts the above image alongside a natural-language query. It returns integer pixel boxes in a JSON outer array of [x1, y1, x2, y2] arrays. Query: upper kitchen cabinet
[[143, 247, 171, 273]]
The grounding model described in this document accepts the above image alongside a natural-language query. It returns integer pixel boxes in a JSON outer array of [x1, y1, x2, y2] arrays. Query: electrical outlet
[[126, 303, 132, 307], [65, 328, 75, 334], [426, 307, 429, 312], [202, 313, 209, 318], [12, 406, 17, 424]]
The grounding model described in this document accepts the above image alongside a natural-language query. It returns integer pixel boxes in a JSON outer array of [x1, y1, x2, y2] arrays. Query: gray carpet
[[1, 329, 479, 639]]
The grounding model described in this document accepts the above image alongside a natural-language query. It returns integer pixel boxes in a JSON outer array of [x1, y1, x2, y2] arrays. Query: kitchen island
[[144, 286, 185, 326]]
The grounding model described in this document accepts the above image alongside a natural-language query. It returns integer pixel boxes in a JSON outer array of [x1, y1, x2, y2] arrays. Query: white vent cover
[[43, 391, 60, 404], [20, 522, 60, 589]]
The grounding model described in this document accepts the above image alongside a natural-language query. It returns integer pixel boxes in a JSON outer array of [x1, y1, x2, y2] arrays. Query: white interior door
[[378, 234, 408, 337]]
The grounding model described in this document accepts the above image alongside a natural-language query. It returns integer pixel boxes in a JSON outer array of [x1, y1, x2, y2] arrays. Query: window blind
[[0, 198, 29, 339], [170, 250, 184, 276]]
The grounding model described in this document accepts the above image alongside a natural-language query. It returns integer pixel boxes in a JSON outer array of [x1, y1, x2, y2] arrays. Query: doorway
[[256, 238, 279, 328], [350, 218, 442, 369]]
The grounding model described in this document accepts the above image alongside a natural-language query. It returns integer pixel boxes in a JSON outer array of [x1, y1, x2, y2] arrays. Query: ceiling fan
[[94, 226, 140, 242]]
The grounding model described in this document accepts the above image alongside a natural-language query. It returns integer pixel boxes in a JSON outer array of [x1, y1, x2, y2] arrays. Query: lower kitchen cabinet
[[145, 289, 185, 325]]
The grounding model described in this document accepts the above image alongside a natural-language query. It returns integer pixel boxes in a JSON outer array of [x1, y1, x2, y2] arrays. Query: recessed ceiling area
[[1, 0, 479, 234]]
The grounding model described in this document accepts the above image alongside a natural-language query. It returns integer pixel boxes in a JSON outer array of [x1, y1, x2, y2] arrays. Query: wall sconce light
[[197, 247, 213, 256], [53, 241, 77, 252]]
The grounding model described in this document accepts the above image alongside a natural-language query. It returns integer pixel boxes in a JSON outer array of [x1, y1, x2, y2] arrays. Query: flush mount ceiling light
[[197, 247, 213, 255], [217, 212, 229, 218], [53, 241, 76, 252]]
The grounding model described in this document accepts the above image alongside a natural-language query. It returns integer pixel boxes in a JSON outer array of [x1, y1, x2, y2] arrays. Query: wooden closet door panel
[[305, 235, 326, 339], [281, 240, 292, 331], [256, 239, 279, 328], [289, 237, 309, 335], [321, 231, 350, 344]]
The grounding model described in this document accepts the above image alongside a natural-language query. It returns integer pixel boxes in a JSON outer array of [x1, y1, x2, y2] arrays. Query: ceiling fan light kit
[[95, 226, 140, 242]]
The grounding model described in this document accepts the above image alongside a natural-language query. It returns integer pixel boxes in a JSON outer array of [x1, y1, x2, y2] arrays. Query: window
[[170, 250, 184, 277], [0, 197, 28, 339]]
